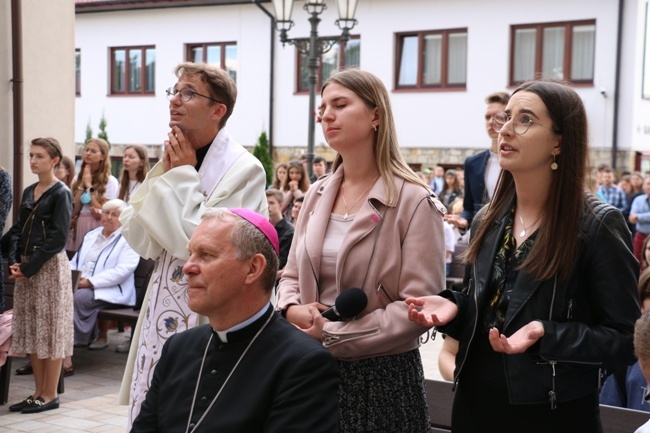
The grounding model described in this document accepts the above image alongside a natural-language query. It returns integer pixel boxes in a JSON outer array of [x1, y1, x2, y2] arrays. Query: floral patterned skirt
[[11, 251, 74, 359]]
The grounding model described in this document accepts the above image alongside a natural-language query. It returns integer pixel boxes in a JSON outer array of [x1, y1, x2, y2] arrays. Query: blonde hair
[[322, 69, 429, 205], [72, 138, 112, 201], [450, 197, 464, 215]]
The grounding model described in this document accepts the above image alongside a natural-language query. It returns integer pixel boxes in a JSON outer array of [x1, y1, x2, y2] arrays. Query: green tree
[[85, 119, 93, 143], [252, 131, 273, 187], [98, 112, 110, 147]]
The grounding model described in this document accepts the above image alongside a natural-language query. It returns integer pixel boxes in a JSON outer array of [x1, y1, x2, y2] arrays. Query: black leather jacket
[[439, 194, 640, 406], [7, 181, 72, 278]]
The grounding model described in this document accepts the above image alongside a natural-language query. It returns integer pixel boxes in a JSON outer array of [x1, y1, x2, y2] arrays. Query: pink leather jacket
[[276, 167, 446, 360]]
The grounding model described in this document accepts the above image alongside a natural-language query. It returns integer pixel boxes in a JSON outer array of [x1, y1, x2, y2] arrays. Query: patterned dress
[[10, 182, 74, 359], [13, 252, 73, 359]]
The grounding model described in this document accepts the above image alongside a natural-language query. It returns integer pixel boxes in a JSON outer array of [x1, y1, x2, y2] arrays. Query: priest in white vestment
[[118, 62, 267, 427]]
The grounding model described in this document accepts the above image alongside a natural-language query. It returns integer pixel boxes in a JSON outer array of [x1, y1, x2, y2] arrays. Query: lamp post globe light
[[271, 0, 359, 177]]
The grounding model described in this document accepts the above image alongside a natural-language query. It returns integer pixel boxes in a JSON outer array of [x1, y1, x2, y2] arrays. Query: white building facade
[[75, 0, 650, 172], [1, 0, 76, 226]]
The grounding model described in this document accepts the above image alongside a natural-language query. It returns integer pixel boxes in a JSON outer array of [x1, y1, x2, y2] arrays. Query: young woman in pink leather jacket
[[277, 69, 446, 433]]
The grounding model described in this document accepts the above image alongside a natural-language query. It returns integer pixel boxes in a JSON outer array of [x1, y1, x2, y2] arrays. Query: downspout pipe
[[611, 0, 624, 170], [254, 0, 275, 158], [11, 0, 23, 221]]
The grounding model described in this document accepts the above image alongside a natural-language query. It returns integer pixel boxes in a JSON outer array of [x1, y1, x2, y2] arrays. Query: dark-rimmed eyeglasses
[[493, 112, 553, 136], [166, 87, 224, 105]]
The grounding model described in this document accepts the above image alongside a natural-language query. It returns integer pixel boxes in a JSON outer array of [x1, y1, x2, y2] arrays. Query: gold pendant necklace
[[341, 176, 379, 220]]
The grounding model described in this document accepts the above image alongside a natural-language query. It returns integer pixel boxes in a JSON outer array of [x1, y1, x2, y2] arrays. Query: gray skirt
[[73, 288, 123, 345], [337, 349, 430, 433]]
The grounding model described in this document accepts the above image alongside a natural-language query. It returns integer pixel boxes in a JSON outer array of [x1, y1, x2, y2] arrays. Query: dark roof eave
[[76, 0, 270, 13]]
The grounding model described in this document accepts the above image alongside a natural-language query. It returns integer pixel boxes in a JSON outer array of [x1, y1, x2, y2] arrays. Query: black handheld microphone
[[322, 288, 368, 321]]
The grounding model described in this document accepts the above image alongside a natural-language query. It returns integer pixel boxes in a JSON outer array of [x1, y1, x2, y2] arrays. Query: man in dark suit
[[310, 156, 328, 183], [446, 91, 510, 231], [131, 208, 339, 433], [265, 189, 294, 281]]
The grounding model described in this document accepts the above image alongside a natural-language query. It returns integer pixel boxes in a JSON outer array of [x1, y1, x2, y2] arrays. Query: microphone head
[[335, 288, 368, 319]]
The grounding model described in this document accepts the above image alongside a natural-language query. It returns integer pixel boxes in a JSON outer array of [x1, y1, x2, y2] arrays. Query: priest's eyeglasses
[[493, 112, 553, 136], [166, 87, 224, 105]]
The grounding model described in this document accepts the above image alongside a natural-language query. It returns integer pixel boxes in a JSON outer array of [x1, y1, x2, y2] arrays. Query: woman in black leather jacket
[[6, 137, 73, 414], [407, 81, 641, 433]]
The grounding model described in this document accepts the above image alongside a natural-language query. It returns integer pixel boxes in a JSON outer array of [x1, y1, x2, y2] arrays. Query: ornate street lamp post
[[271, 0, 358, 177]]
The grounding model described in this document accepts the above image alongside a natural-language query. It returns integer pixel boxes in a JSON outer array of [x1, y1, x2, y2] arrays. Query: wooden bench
[[96, 257, 154, 344], [425, 379, 650, 433], [0, 261, 79, 403], [426, 379, 453, 433]]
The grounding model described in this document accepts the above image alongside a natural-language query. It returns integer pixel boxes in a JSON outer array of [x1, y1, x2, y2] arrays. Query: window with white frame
[[296, 36, 360, 93], [395, 29, 467, 90], [511, 20, 595, 85], [186, 42, 237, 82], [110, 46, 155, 95]]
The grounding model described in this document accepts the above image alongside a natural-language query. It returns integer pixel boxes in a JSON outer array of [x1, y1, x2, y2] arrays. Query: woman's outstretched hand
[[488, 321, 545, 354], [405, 296, 458, 328]]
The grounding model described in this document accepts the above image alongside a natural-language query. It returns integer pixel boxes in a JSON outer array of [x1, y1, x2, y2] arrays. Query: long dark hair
[[281, 160, 311, 193], [118, 144, 149, 202], [465, 81, 588, 281], [441, 169, 462, 196], [272, 163, 288, 190], [58, 156, 76, 188]]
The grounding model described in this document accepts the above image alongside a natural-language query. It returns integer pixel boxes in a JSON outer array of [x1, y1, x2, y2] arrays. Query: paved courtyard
[[0, 329, 131, 433]]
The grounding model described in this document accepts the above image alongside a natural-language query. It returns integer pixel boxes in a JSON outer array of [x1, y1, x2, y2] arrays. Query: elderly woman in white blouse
[[71, 198, 140, 350]]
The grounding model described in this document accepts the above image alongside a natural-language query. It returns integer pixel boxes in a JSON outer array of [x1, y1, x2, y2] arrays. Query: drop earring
[[551, 155, 558, 171], [373, 125, 377, 132]]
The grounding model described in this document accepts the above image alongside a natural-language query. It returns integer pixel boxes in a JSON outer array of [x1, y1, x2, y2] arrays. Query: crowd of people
[[0, 62, 649, 433]]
